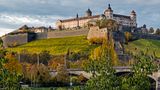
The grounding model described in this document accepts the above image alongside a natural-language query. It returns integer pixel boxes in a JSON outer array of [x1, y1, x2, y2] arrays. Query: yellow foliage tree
[[56, 64, 69, 83], [4, 52, 22, 76], [124, 32, 132, 44], [27, 64, 51, 84], [90, 36, 119, 66]]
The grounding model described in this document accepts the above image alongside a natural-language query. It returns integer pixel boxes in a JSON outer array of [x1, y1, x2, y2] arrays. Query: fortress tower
[[104, 4, 113, 19], [130, 10, 137, 28], [85, 8, 92, 17]]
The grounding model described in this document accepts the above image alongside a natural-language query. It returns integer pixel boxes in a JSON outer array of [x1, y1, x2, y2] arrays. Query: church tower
[[104, 4, 113, 19], [130, 10, 137, 27], [85, 8, 92, 17]]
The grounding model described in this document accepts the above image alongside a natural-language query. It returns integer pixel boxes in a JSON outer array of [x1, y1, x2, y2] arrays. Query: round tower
[[104, 4, 113, 19], [85, 8, 92, 17], [130, 10, 137, 27]]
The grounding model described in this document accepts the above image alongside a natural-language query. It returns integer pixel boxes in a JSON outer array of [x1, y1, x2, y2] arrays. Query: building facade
[[56, 4, 137, 30]]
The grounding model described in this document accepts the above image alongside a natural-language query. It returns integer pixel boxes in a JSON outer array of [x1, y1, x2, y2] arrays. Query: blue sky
[[0, 0, 160, 36]]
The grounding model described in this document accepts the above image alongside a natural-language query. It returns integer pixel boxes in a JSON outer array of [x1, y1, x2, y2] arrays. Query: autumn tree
[[85, 38, 120, 90], [77, 74, 88, 84], [56, 64, 69, 84], [0, 52, 22, 90], [48, 55, 68, 70], [27, 63, 50, 85], [39, 50, 51, 65], [124, 32, 132, 44], [96, 19, 118, 31]]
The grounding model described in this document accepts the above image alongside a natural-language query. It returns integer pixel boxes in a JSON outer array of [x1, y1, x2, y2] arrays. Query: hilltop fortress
[[56, 4, 137, 30], [1, 4, 160, 48]]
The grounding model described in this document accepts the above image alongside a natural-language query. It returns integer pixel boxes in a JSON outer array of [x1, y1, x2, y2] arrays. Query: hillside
[[7, 36, 98, 55], [125, 39, 160, 58]]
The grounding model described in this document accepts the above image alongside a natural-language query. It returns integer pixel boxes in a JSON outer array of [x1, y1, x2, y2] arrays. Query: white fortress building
[[56, 4, 137, 30]]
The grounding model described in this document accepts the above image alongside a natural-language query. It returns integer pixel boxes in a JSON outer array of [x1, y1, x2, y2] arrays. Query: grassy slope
[[125, 39, 160, 58], [7, 36, 98, 55]]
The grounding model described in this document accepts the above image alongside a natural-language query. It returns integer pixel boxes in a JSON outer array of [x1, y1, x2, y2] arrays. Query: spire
[[87, 8, 91, 12], [131, 10, 136, 15], [108, 4, 112, 9], [131, 10, 135, 13], [85, 8, 92, 17], [76, 13, 79, 18], [104, 4, 113, 13]]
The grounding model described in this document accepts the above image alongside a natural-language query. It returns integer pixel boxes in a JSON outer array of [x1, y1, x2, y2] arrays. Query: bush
[[124, 32, 132, 44], [89, 37, 105, 44]]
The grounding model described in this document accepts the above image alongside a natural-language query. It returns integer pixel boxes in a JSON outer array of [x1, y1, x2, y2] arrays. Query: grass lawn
[[125, 39, 160, 58], [7, 36, 98, 55]]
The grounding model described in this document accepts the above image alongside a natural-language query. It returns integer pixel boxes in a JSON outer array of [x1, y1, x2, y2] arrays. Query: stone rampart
[[47, 29, 89, 39], [2, 33, 28, 48], [132, 33, 160, 40]]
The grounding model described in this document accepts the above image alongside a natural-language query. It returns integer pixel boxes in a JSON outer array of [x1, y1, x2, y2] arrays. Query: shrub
[[124, 32, 132, 44], [89, 37, 105, 44], [56, 64, 69, 83]]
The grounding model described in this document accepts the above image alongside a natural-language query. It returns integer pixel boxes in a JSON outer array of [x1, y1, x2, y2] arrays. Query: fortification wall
[[2, 33, 28, 48], [36, 32, 48, 39], [132, 33, 160, 40], [47, 29, 89, 39], [87, 26, 107, 40]]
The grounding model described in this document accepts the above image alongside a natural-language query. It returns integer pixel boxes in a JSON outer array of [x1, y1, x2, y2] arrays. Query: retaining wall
[[47, 29, 89, 39], [132, 33, 160, 40], [2, 33, 28, 48]]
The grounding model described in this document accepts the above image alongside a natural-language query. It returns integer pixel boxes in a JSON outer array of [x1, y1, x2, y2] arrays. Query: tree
[[39, 50, 51, 65], [56, 64, 69, 84], [0, 52, 23, 90], [155, 28, 160, 35], [149, 27, 154, 34], [119, 52, 158, 90], [0, 38, 2, 48], [27, 64, 50, 85], [124, 32, 132, 44], [130, 52, 158, 90], [85, 38, 120, 90], [96, 19, 118, 31]]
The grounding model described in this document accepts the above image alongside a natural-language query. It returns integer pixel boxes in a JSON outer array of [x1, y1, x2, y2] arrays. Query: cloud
[[0, 13, 70, 28], [0, 28, 14, 36], [0, 13, 70, 36]]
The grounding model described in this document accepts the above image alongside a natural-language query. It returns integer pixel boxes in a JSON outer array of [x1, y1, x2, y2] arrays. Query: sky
[[0, 0, 160, 36]]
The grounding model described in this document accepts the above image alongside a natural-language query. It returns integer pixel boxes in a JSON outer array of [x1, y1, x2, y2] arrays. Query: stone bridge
[[50, 66, 160, 90]]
